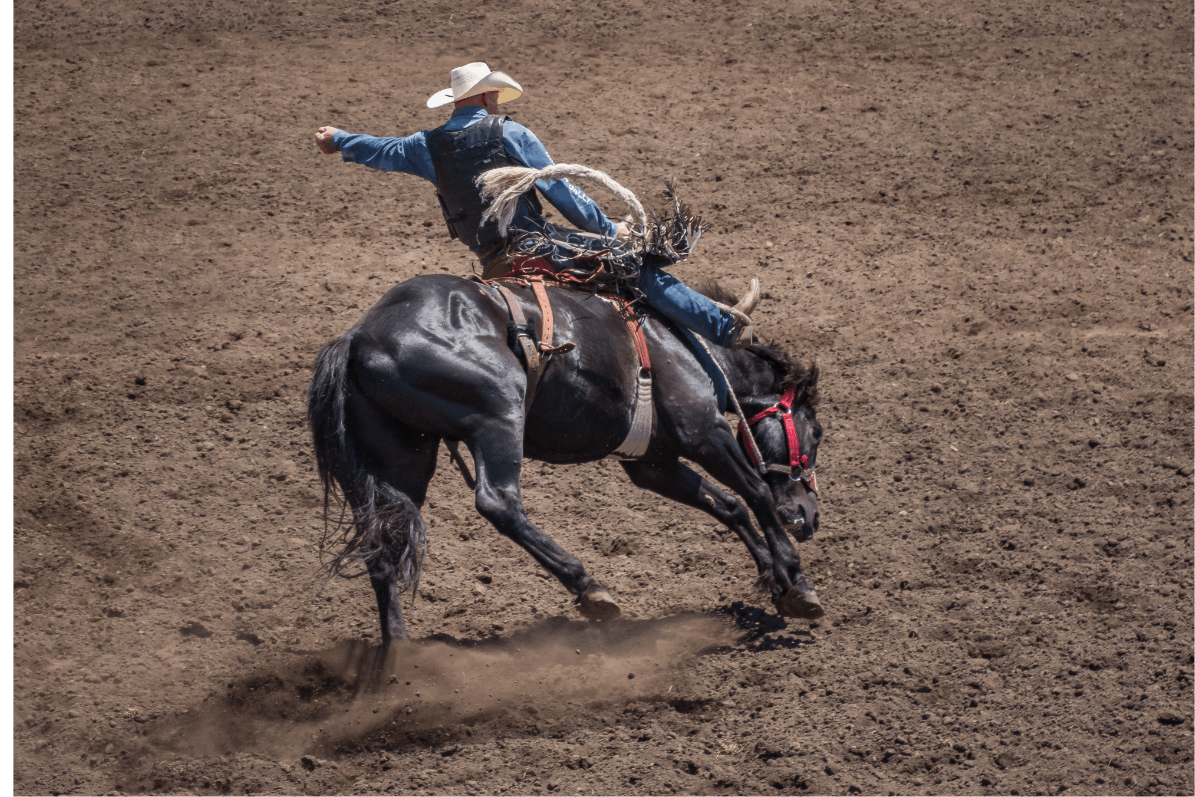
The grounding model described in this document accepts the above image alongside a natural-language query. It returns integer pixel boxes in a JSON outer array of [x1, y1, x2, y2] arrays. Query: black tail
[[306, 334, 427, 596]]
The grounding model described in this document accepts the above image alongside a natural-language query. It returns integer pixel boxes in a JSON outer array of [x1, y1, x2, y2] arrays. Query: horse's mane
[[693, 280, 819, 407], [750, 344, 819, 407]]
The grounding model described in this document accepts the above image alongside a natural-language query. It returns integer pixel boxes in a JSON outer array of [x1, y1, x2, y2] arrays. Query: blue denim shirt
[[332, 107, 619, 244]]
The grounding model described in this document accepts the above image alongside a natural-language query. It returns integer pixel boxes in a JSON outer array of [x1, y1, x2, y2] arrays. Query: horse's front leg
[[620, 457, 775, 588], [684, 433, 824, 620], [466, 424, 620, 621]]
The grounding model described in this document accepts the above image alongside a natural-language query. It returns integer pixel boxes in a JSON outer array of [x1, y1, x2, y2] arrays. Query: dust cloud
[[154, 613, 738, 761]]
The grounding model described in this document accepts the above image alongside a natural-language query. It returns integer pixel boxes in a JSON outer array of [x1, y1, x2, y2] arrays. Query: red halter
[[737, 386, 818, 491]]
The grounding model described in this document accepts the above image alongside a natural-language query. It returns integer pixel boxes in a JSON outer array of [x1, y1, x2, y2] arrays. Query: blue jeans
[[509, 221, 737, 347], [636, 265, 736, 346]]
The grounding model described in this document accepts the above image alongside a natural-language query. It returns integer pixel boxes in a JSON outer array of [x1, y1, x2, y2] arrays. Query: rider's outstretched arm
[[315, 126, 436, 182]]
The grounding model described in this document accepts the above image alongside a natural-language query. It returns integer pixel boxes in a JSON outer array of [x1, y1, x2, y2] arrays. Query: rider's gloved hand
[[614, 221, 631, 239], [316, 126, 341, 155]]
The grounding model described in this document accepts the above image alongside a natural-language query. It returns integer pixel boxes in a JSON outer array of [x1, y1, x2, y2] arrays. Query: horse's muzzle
[[778, 503, 818, 541]]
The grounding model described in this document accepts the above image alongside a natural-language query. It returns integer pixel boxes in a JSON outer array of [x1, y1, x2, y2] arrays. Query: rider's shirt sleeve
[[332, 129, 436, 184], [503, 121, 619, 238]]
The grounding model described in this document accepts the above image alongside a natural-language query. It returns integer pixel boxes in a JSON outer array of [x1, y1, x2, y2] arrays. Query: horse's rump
[[307, 331, 428, 591]]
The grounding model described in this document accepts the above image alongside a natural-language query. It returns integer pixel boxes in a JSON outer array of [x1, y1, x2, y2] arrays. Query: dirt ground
[[11, 0, 1195, 794]]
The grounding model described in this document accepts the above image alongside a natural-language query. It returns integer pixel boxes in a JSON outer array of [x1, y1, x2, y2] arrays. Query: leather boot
[[728, 324, 754, 350], [733, 278, 760, 317]]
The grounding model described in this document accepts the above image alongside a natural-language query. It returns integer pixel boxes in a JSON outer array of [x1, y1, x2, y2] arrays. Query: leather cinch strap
[[525, 275, 577, 356], [602, 295, 650, 375], [494, 284, 541, 412], [528, 276, 554, 349], [493, 276, 575, 412], [625, 313, 651, 373]]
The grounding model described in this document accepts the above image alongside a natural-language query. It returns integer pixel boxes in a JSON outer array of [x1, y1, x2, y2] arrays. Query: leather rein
[[737, 385, 819, 494]]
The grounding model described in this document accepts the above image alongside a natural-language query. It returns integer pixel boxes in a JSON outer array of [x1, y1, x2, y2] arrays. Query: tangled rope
[[477, 164, 648, 238]]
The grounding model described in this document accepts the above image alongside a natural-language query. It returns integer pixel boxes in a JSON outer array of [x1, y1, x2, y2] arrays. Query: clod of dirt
[[180, 622, 213, 638]]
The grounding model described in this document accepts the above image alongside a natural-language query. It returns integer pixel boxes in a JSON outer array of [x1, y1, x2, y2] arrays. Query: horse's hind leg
[[344, 391, 440, 645], [621, 457, 777, 590], [466, 424, 619, 621], [369, 563, 408, 643]]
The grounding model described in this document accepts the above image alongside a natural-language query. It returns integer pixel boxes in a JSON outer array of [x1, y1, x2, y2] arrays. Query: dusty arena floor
[[12, 0, 1195, 794]]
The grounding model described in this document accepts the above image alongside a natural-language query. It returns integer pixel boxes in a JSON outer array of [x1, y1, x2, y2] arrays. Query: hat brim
[[426, 88, 456, 109], [426, 71, 523, 109]]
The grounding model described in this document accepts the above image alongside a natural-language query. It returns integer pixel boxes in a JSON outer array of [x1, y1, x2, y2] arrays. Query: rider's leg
[[636, 264, 738, 346]]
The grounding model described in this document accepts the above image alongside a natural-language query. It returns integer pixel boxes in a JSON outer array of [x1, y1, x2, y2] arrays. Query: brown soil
[[12, 0, 1195, 794]]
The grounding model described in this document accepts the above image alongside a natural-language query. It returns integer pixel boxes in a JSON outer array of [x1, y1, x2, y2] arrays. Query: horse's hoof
[[576, 586, 621, 621], [773, 588, 824, 620]]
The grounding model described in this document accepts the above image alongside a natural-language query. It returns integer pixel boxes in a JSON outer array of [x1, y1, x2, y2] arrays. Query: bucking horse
[[307, 168, 825, 645]]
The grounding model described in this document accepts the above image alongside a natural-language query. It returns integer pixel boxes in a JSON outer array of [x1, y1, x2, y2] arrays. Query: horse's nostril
[[811, 512, 820, 531]]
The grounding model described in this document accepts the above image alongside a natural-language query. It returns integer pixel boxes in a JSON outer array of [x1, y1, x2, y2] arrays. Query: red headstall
[[737, 385, 814, 486]]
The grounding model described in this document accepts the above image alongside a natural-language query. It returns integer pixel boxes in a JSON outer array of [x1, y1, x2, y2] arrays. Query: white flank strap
[[612, 369, 654, 458]]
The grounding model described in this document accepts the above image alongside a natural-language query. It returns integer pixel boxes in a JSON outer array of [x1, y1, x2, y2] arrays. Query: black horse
[[307, 274, 824, 644]]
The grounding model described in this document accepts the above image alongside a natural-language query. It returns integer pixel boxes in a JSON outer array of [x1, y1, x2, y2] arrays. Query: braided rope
[[477, 164, 648, 238]]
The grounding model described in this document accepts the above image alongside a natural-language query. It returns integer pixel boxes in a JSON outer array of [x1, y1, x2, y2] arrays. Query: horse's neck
[[714, 347, 778, 413]]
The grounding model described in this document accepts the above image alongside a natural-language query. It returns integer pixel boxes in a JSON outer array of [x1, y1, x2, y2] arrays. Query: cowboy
[[315, 62, 759, 347]]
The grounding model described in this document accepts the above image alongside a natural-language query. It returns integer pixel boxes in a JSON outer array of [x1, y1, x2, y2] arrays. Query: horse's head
[[740, 349, 822, 542]]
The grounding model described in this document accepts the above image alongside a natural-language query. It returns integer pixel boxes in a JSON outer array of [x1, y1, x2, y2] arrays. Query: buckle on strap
[[491, 277, 576, 412], [494, 285, 542, 411]]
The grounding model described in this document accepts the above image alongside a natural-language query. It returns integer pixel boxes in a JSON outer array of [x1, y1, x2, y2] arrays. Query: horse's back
[[354, 274, 505, 342]]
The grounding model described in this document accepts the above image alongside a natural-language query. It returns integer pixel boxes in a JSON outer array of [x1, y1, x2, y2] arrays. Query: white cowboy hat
[[426, 62, 523, 109]]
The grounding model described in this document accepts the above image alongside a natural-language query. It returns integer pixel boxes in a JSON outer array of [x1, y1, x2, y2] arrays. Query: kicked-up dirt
[[12, 0, 1194, 793]]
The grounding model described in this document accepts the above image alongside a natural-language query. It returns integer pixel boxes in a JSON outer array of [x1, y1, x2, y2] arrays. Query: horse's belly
[[521, 407, 632, 463]]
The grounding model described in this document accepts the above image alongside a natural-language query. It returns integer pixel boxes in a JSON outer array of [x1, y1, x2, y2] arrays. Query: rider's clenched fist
[[315, 126, 341, 155]]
